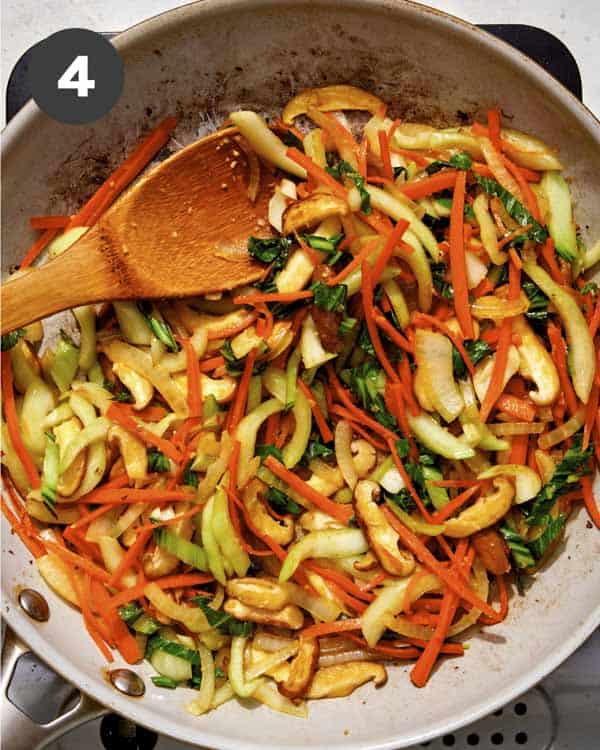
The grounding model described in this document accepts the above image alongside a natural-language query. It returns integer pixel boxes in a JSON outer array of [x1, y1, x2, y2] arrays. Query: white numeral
[[57, 55, 95, 98]]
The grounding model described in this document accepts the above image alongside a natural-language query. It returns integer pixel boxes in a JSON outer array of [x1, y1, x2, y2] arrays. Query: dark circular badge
[[29, 28, 123, 125]]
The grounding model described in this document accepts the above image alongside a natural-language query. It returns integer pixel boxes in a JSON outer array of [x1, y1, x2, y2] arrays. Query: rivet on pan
[[18, 588, 50, 622], [109, 669, 145, 697]]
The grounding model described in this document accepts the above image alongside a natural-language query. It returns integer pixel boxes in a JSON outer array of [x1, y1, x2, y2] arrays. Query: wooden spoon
[[1, 127, 276, 334]]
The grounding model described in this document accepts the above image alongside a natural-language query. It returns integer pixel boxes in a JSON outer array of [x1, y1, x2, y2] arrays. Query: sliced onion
[[488, 422, 546, 436], [335, 420, 358, 490], [253, 679, 308, 718], [415, 329, 464, 423], [253, 631, 297, 653], [471, 291, 529, 321], [246, 643, 299, 680], [537, 407, 585, 449], [448, 559, 489, 636], [236, 136, 261, 203], [318, 649, 387, 667], [186, 642, 215, 715], [478, 135, 524, 201], [465, 250, 488, 290]]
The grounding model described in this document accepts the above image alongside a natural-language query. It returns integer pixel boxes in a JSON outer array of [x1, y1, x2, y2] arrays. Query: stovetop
[[3, 21, 599, 750]]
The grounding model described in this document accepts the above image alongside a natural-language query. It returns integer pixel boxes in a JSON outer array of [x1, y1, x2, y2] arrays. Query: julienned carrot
[[274, 411, 294, 450], [540, 237, 565, 285], [588, 293, 600, 339], [387, 438, 433, 521], [108, 572, 215, 609], [198, 355, 226, 373], [206, 312, 258, 340], [296, 379, 334, 443], [429, 479, 483, 488], [502, 155, 541, 221], [19, 227, 60, 268], [0, 494, 46, 558], [43, 539, 114, 584], [547, 323, 579, 416], [487, 108, 502, 152], [397, 355, 420, 416], [330, 409, 388, 451], [583, 384, 600, 451], [479, 574, 509, 625], [181, 338, 202, 418], [373, 312, 414, 353], [581, 475, 600, 528], [383, 508, 497, 619], [472, 161, 541, 183], [357, 137, 368, 180], [229, 347, 257, 433], [1, 356, 41, 488], [92, 580, 141, 664], [413, 312, 475, 376], [378, 130, 394, 180], [480, 318, 512, 422], [286, 148, 348, 199], [508, 434, 529, 464], [79, 488, 194, 505], [106, 403, 182, 463], [448, 171, 474, 339], [304, 562, 375, 603], [301, 618, 363, 640], [137, 505, 203, 533], [431, 486, 480, 524], [109, 528, 153, 587], [68, 117, 177, 229], [400, 170, 458, 201], [234, 290, 313, 305], [327, 238, 381, 286], [387, 382, 412, 440], [30, 215, 70, 230], [390, 147, 429, 167], [496, 394, 537, 422], [362, 262, 399, 383], [372, 218, 410, 286], [264, 456, 353, 525], [359, 208, 394, 235]]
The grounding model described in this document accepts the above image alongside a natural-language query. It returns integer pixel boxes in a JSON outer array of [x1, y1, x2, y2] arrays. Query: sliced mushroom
[[112, 362, 153, 410], [307, 460, 345, 495], [299, 510, 345, 532], [226, 577, 291, 611], [53, 417, 87, 497], [353, 551, 380, 572], [282, 194, 349, 236], [351, 439, 377, 478], [108, 425, 148, 481], [282, 85, 385, 124], [223, 598, 304, 629], [243, 479, 294, 546], [478, 464, 541, 504], [473, 345, 521, 404], [354, 480, 415, 577], [278, 637, 320, 699], [513, 315, 560, 406], [444, 478, 515, 538], [142, 515, 194, 579], [306, 661, 387, 698]]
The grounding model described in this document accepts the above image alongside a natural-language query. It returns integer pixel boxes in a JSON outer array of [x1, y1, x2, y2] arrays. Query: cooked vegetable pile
[[2, 85, 599, 717]]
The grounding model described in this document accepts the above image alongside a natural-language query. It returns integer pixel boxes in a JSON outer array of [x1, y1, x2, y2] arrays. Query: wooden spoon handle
[[1, 228, 127, 334]]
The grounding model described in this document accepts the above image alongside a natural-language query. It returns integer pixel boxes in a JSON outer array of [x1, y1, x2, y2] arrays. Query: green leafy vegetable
[[266, 486, 303, 515], [137, 302, 179, 352], [147, 448, 170, 473], [247, 236, 291, 270], [393, 166, 407, 180], [385, 489, 416, 513], [256, 444, 284, 464], [146, 635, 200, 664], [500, 525, 536, 569], [132, 613, 161, 635], [426, 152, 472, 175], [523, 279, 549, 322], [302, 438, 334, 463], [182, 459, 199, 489], [192, 596, 255, 636], [431, 262, 454, 301], [119, 602, 143, 624], [344, 361, 396, 430], [302, 233, 344, 254], [327, 160, 371, 213], [339, 317, 357, 336], [452, 340, 492, 379], [357, 323, 376, 356], [221, 340, 266, 377], [1, 328, 26, 351], [396, 438, 410, 459], [151, 675, 179, 689], [528, 514, 567, 559], [41, 432, 59, 516], [525, 434, 592, 526], [581, 281, 598, 296], [310, 281, 347, 312], [154, 528, 207, 571], [214, 667, 225, 679], [50, 331, 80, 392], [475, 175, 548, 245]]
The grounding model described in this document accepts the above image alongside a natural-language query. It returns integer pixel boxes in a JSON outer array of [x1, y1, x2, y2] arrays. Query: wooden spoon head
[[102, 127, 275, 297]]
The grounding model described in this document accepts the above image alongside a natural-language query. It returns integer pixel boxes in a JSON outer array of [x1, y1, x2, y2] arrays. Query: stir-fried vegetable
[[2, 87, 599, 719]]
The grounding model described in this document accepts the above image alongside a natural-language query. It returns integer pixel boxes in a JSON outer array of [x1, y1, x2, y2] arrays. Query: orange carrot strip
[[228, 347, 258, 433], [286, 148, 347, 199], [496, 394, 537, 422], [472, 161, 540, 183], [583, 384, 600, 451], [1, 355, 40, 488], [430, 486, 480, 524], [429, 479, 483, 488], [547, 323, 579, 416], [448, 171, 474, 338], [198, 355, 226, 373], [378, 130, 394, 180], [359, 208, 394, 235], [397, 355, 420, 417], [43, 539, 114, 584], [206, 312, 258, 340], [19, 227, 60, 269], [479, 318, 512, 422], [234, 291, 313, 305], [373, 312, 414, 353], [30, 215, 70, 230], [108, 573, 215, 609], [68, 117, 177, 229], [588, 293, 600, 338], [540, 237, 565, 285], [327, 238, 381, 286], [487, 108, 502, 151], [297, 379, 334, 443], [362, 262, 399, 383], [330, 410, 388, 451], [502, 156, 541, 221], [106, 403, 182, 462], [412, 312, 475, 376], [390, 147, 429, 166], [384, 509, 497, 619], [77, 488, 194, 505], [0, 494, 46, 558], [357, 137, 368, 179], [581, 475, 600, 529], [372, 219, 410, 286], [400, 171, 458, 201], [387, 382, 413, 440], [108, 528, 153, 587], [182, 338, 202, 418], [264, 456, 353, 525], [304, 562, 375, 603], [301, 618, 363, 640]]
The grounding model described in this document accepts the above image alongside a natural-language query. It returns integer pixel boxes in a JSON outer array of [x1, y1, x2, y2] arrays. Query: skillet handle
[[1, 627, 107, 750]]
